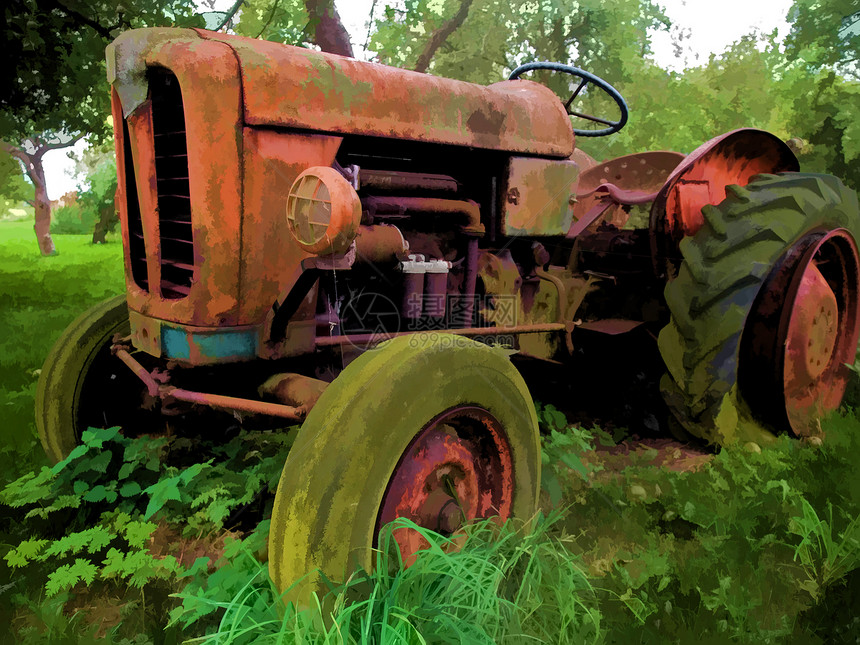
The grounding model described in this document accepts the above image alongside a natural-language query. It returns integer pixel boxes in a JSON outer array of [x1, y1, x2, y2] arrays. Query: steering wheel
[[509, 62, 629, 137]]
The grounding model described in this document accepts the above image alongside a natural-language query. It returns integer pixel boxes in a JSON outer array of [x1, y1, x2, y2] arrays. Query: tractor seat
[[578, 182, 660, 206], [568, 150, 686, 238]]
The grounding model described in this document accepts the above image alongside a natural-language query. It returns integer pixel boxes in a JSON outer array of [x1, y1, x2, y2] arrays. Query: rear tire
[[658, 173, 860, 444]]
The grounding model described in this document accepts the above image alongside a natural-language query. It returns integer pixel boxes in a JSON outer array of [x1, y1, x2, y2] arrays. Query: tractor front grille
[[122, 117, 148, 292], [150, 68, 194, 299]]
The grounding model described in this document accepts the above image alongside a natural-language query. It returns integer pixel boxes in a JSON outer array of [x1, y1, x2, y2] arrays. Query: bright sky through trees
[[41, 0, 795, 199]]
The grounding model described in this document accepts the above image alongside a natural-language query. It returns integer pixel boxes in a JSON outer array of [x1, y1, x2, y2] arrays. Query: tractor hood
[[107, 28, 575, 158]]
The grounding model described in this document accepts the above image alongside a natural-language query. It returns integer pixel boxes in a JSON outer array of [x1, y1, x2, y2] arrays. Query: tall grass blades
[[790, 498, 860, 600], [173, 512, 601, 644]]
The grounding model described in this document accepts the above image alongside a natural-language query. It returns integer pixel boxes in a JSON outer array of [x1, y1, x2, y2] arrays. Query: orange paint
[[195, 30, 574, 157]]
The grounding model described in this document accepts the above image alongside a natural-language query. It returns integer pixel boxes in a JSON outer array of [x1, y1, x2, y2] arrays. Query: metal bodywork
[[107, 28, 579, 367], [502, 157, 579, 236]]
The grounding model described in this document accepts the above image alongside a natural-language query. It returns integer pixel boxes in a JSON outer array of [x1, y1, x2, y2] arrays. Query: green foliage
[[3, 506, 179, 597], [8, 591, 106, 644], [0, 147, 31, 207], [785, 0, 860, 79], [0, 424, 293, 610], [74, 143, 119, 240], [789, 498, 860, 599], [561, 409, 860, 642], [168, 521, 272, 632], [2, 423, 292, 529], [775, 66, 860, 190], [1, 0, 203, 141], [51, 201, 97, 235], [369, 0, 669, 82], [536, 402, 602, 506], [233, 0, 310, 44], [1, 427, 172, 596]]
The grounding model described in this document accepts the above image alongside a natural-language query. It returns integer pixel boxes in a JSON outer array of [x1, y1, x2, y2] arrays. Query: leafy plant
[[5, 512, 181, 596], [535, 402, 614, 508], [1, 424, 292, 605], [168, 519, 272, 634]]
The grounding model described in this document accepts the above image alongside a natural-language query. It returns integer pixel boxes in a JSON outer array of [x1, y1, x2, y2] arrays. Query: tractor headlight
[[286, 166, 361, 255]]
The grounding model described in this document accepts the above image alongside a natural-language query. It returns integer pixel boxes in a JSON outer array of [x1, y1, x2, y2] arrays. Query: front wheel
[[35, 295, 133, 463], [268, 334, 541, 603], [658, 173, 860, 443]]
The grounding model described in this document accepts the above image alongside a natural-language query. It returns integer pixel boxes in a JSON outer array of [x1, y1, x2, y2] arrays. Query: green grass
[[0, 221, 124, 483], [171, 513, 602, 645], [158, 417, 860, 644]]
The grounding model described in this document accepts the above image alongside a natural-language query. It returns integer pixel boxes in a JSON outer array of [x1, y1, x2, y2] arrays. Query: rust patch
[[503, 157, 579, 235], [466, 107, 506, 136], [651, 129, 799, 242], [192, 30, 573, 157], [113, 34, 244, 326], [376, 406, 513, 567]]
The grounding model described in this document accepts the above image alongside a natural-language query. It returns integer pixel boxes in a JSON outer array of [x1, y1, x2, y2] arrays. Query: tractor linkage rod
[[111, 346, 306, 421], [314, 323, 569, 347]]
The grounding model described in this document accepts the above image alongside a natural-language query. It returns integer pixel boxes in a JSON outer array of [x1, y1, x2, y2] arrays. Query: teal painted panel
[[196, 330, 257, 359], [161, 327, 257, 361], [162, 327, 191, 360]]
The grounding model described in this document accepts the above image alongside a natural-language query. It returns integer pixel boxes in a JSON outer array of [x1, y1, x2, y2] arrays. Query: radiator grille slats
[[122, 118, 149, 291], [150, 68, 194, 300]]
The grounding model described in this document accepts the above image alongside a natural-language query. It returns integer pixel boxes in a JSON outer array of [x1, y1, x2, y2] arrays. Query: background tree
[[784, 0, 859, 79], [0, 148, 32, 214], [305, 0, 354, 56], [5, 0, 860, 249], [2, 135, 82, 255], [234, 0, 354, 55], [72, 142, 120, 244], [778, 0, 860, 190], [1, 0, 201, 254], [369, 0, 669, 83]]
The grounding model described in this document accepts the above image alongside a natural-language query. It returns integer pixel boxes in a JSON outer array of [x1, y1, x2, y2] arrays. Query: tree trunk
[[28, 155, 58, 256], [92, 202, 117, 244], [3, 134, 83, 256], [413, 0, 474, 73], [305, 0, 354, 57]]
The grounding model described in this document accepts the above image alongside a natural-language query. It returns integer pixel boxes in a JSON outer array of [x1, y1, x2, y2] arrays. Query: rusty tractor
[[35, 28, 860, 601]]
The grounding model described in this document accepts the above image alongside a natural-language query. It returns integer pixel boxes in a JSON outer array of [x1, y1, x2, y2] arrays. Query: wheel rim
[[375, 406, 514, 566], [740, 229, 860, 435]]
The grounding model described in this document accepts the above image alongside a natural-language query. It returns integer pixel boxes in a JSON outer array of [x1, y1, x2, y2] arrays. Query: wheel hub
[[376, 406, 513, 567], [785, 263, 839, 385], [741, 228, 860, 436]]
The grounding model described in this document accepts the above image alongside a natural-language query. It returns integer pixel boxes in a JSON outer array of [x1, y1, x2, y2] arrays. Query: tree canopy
[[784, 0, 859, 79], [1, 0, 202, 143]]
